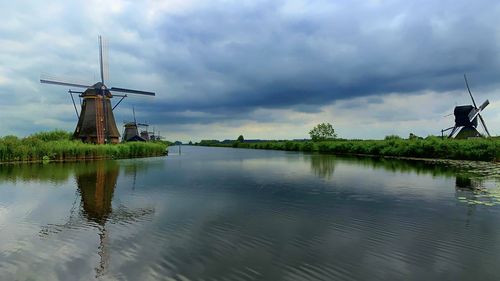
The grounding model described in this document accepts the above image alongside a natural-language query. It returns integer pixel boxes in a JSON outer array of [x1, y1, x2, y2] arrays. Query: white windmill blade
[[101, 37, 109, 83], [98, 35, 108, 84], [478, 99, 489, 111], [468, 99, 490, 122], [450, 126, 463, 138], [468, 108, 479, 122]]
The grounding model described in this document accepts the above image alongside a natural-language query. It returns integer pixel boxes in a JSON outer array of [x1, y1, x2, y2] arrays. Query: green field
[[0, 130, 168, 163], [198, 136, 500, 162]]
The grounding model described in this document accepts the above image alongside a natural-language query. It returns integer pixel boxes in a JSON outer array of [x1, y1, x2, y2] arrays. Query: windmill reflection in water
[[39, 162, 154, 277]]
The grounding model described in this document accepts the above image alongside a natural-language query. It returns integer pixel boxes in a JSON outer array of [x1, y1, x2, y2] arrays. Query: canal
[[0, 146, 499, 280]]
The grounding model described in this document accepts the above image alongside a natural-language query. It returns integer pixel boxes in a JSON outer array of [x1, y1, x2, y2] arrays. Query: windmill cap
[[81, 82, 112, 97]]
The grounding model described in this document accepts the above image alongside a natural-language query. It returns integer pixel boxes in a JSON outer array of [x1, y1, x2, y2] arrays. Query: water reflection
[[305, 154, 468, 182], [310, 155, 336, 179], [37, 161, 154, 277]]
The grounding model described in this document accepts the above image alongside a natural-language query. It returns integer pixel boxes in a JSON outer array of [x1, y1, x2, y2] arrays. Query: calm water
[[0, 146, 499, 281]]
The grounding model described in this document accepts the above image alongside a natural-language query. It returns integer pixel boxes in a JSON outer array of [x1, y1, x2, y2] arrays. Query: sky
[[0, 0, 499, 142]]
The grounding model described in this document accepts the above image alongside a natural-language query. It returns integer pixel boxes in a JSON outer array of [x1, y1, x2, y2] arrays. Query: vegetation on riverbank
[[0, 130, 168, 163], [197, 136, 500, 162]]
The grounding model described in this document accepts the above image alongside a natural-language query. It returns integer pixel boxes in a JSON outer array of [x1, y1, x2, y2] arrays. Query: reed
[[0, 130, 168, 163], [202, 136, 500, 162]]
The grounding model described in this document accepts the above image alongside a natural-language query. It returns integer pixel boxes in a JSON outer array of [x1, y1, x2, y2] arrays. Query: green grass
[[199, 137, 500, 162], [0, 130, 168, 163]]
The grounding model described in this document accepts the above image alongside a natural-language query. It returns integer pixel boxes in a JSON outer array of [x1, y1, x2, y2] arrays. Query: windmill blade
[[468, 107, 479, 122], [468, 99, 490, 122], [99, 35, 105, 84], [448, 126, 462, 138], [478, 99, 489, 111], [133, 106, 137, 124], [40, 79, 91, 89], [137, 123, 149, 127], [110, 87, 155, 96], [463, 73, 478, 108], [101, 37, 109, 84], [478, 114, 491, 137]]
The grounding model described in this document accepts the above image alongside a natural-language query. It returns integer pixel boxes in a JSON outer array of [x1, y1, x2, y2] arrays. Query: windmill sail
[[40, 79, 91, 89], [468, 99, 489, 122], [110, 87, 155, 96]]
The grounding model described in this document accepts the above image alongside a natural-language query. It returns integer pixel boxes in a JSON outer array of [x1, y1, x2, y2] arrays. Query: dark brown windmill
[[40, 36, 155, 144], [122, 107, 149, 142], [441, 74, 491, 139]]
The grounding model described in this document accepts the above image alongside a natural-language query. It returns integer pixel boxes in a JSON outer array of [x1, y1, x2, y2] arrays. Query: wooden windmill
[[40, 36, 155, 144], [122, 107, 149, 142], [442, 74, 491, 139]]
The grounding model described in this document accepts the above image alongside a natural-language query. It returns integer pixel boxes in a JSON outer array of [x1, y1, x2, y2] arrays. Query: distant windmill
[[122, 107, 150, 142], [442, 74, 491, 139], [148, 127, 163, 141], [40, 36, 155, 144]]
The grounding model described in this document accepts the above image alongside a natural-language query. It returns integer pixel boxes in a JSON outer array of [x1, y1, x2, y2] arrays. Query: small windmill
[[139, 125, 151, 141], [40, 36, 155, 144], [441, 74, 491, 139], [149, 127, 163, 141], [122, 107, 150, 142]]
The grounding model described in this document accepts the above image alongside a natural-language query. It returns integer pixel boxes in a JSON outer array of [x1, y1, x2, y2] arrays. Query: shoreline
[[0, 153, 168, 166], [196, 138, 500, 163]]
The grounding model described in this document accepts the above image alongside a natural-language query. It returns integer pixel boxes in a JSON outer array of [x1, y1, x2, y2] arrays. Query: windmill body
[[40, 36, 155, 144], [451, 105, 481, 139], [122, 122, 145, 142], [140, 130, 150, 140], [75, 82, 121, 144]]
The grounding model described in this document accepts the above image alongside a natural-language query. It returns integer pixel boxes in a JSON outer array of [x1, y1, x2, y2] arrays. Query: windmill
[[122, 107, 150, 142], [139, 126, 151, 141], [441, 74, 491, 139], [40, 36, 155, 144]]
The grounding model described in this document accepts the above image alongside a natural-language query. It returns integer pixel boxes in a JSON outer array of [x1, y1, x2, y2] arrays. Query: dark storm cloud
[[140, 0, 500, 120]]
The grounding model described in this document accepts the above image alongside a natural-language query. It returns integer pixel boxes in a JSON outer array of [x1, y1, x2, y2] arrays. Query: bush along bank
[[199, 137, 500, 162], [0, 130, 168, 163]]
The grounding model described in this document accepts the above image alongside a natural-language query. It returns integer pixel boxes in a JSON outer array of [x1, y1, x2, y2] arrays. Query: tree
[[237, 135, 244, 142], [309, 123, 337, 142]]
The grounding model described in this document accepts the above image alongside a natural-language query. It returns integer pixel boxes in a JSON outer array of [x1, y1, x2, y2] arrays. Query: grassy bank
[[198, 136, 500, 162], [0, 130, 168, 163]]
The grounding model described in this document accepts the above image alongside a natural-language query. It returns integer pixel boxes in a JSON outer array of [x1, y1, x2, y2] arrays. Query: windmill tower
[[40, 36, 155, 144], [442, 74, 491, 139]]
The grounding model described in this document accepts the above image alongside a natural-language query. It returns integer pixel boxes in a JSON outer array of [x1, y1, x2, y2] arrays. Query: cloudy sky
[[0, 0, 499, 142]]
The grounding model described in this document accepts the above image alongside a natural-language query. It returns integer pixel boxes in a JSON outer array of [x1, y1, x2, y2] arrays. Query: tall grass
[[202, 137, 500, 162], [0, 130, 167, 163]]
